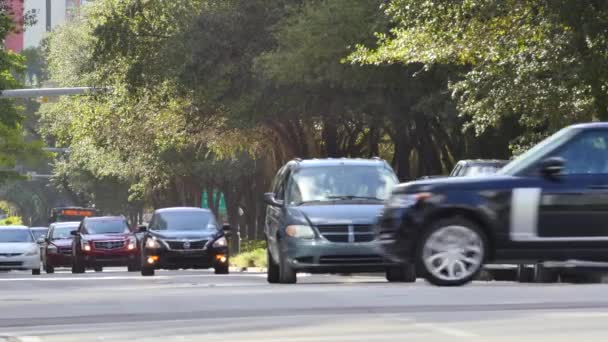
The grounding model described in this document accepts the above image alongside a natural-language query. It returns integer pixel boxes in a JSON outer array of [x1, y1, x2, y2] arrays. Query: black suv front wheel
[[416, 217, 487, 286], [386, 263, 416, 282]]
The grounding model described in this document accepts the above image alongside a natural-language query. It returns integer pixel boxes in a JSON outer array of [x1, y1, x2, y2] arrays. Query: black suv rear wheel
[[416, 217, 487, 286]]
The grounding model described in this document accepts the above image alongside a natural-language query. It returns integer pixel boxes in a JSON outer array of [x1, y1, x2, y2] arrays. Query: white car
[[0, 226, 41, 275]]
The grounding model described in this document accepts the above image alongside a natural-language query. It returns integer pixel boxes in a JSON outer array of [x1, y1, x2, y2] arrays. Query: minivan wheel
[[45, 264, 55, 274], [267, 248, 279, 284], [214, 264, 229, 274], [386, 263, 416, 282], [278, 250, 297, 284], [417, 218, 486, 287], [71, 255, 85, 274], [94, 266, 103, 272], [32, 268, 41, 275]]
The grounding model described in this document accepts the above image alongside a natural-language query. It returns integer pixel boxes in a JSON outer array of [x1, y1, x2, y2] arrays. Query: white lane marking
[[413, 323, 478, 338], [14, 337, 43, 342], [0, 276, 172, 281], [546, 312, 608, 318]]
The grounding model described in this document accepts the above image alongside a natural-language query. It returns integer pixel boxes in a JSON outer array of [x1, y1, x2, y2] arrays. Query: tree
[[353, 0, 608, 149]]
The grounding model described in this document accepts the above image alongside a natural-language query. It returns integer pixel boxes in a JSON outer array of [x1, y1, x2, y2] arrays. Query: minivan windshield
[[52, 225, 79, 239], [0, 229, 33, 243], [286, 166, 398, 205], [85, 220, 129, 234], [151, 211, 218, 231]]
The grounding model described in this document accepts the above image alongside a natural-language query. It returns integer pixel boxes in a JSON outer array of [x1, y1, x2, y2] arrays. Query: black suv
[[264, 158, 411, 284], [377, 123, 608, 286], [138, 207, 230, 276]]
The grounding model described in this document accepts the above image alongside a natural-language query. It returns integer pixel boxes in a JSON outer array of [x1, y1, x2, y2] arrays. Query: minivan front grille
[[93, 240, 125, 250], [316, 224, 375, 243]]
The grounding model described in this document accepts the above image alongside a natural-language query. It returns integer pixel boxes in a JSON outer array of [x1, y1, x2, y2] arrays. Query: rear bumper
[[282, 238, 395, 273], [0, 254, 40, 270]]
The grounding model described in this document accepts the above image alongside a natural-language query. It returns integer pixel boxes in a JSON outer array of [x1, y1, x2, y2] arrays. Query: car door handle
[[588, 184, 608, 190]]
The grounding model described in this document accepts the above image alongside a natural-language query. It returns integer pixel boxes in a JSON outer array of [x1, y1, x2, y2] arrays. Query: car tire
[[517, 264, 534, 283], [214, 264, 229, 274], [127, 264, 140, 272], [416, 217, 487, 287], [267, 248, 279, 284], [94, 266, 103, 272], [141, 265, 155, 276], [534, 263, 559, 283], [278, 249, 297, 284], [386, 263, 416, 282], [32, 269, 41, 275], [71, 254, 85, 274], [45, 264, 55, 274]]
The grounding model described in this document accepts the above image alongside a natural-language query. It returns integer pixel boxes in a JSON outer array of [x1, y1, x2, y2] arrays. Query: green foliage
[[353, 0, 608, 143], [240, 239, 266, 253], [0, 216, 23, 226], [231, 248, 267, 269]]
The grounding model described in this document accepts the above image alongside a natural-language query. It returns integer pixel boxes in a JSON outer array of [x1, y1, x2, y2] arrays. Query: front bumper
[[375, 207, 420, 262], [46, 252, 72, 267], [0, 254, 40, 270], [82, 249, 139, 267], [282, 238, 395, 273], [143, 247, 228, 269]]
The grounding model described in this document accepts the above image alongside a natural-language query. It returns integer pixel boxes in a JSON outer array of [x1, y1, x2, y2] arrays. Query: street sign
[[201, 191, 227, 215]]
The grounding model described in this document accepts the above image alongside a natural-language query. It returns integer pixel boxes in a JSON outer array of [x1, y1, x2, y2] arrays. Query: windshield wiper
[[325, 195, 384, 201]]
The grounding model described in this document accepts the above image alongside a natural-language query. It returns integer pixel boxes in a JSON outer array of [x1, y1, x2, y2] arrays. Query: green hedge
[[0, 216, 23, 226], [231, 248, 267, 269]]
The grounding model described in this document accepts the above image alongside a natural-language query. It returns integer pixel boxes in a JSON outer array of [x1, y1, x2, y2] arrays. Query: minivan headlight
[[285, 225, 315, 239]]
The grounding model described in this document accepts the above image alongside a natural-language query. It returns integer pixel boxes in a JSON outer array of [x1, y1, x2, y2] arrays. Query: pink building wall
[[4, 0, 24, 52]]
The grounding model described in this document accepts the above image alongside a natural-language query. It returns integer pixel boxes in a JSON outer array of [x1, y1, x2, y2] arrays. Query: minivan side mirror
[[539, 157, 565, 178], [70, 230, 78, 236], [264, 192, 284, 207], [137, 224, 148, 233], [36, 237, 45, 244]]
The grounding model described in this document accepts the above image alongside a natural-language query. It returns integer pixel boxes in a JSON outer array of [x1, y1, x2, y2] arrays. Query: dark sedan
[[43, 221, 80, 273], [138, 207, 230, 276]]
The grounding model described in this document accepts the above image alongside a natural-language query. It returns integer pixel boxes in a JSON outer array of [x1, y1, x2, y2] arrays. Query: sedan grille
[[316, 225, 375, 243], [165, 240, 207, 250], [0, 253, 22, 257], [93, 240, 126, 250]]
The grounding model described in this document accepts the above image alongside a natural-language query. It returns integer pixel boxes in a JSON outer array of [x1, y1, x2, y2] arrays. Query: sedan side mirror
[[70, 230, 78, 236], [37, 237, 45, 244], [137, 225, 148, 233], [540, 157, 565, 178], [264, 192, 284, 207]]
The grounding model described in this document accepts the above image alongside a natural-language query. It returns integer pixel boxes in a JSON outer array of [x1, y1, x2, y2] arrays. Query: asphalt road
[[1, 268, 608, 341]]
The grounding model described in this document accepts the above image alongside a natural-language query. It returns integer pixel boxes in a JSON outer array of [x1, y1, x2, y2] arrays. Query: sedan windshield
[[152, 211, 218, 231], [286, 166, 398, 205], [85, 220, 129, 234], [0, 229, 33, 243], [52, 226, 77, 239], [30, 229, 48, 240]]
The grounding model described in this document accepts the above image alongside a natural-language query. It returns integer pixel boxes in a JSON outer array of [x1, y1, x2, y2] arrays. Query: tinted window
[[85, 220, 129, 234], [550, 130, 608, 175], [151, 211, 217, 231], [286, 166, 398, 205], [0, 229, 33, 243]]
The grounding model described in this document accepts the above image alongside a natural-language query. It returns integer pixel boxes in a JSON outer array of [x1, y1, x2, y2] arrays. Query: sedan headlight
[[146, 238, 161, 249], [25, 247, 39, 256], [212, 236, 228, 248], [386, 193, 432, 208], [285, 225, 315, 239]]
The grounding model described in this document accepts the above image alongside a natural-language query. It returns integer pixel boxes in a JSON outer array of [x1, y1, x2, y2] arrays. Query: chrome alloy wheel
[[422, 225, 484, 282]]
